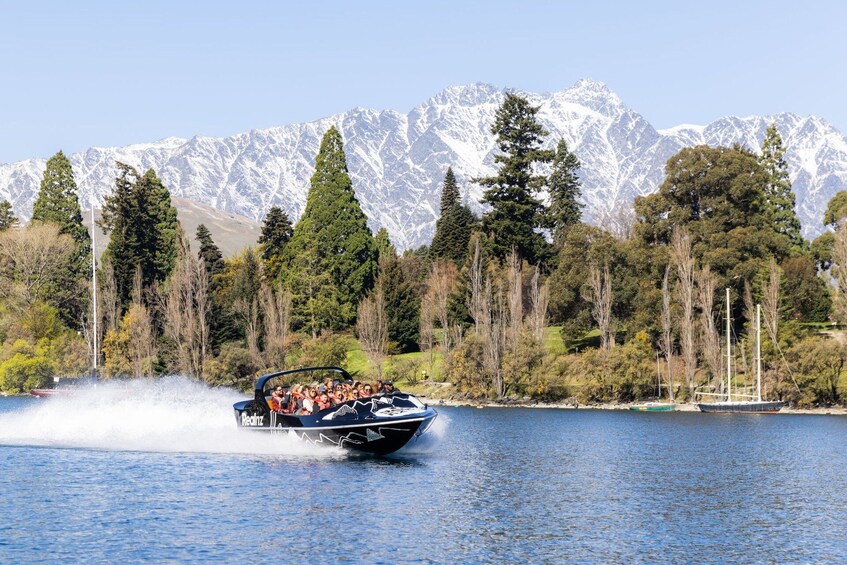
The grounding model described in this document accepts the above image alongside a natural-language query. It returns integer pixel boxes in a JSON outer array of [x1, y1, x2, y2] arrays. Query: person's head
[[384, 381, 394, 392], [336, 391, 346, 402], [274, 386, 284, 396], [319, 392, 329, 403], [309, 387, 317, 398], [363, 384, 373, 395]]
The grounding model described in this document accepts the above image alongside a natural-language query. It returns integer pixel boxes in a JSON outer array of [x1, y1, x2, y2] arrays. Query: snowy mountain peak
[[1, 80, 846, 250]]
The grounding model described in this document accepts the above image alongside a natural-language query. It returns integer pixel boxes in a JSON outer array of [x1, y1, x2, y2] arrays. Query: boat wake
[[0, 377, 341, 458]]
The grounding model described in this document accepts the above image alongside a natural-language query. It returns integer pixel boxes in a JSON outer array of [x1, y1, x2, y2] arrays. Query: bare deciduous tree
[[0, 222, 75, 306], [528, 266, 549, 348], [835, 222, 847, 323], [583, 262, 614, 350], [481, 277, 507, 398], [761, 257, 781, 348], [660, 265, 674, 401], [425, 260, 458, 354], [99, 258, 120, 336], [162, 231, 211, 379], [261, 284, 292, 369], [356, 283, 388, 379], [127, 267, 156, 377], [419, 291, 436, 377], [467, 236, 485, 334], [671, 226, 696, 399], [696, 265, 721, 391], [506, 250, 523, 351]]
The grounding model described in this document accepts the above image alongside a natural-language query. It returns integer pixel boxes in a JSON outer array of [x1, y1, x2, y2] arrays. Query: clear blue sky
[[1, 0, 844, 164]]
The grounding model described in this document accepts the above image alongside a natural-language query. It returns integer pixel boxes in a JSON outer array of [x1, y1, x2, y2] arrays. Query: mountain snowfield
[[2, 79, 847, 250]]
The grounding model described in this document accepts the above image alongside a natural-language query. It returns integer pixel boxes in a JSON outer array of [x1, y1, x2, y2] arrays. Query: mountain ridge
[[3, 79, 846, 250]]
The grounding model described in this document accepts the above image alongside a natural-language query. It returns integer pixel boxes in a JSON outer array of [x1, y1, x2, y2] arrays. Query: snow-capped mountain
[[2, 79, 846, 250]]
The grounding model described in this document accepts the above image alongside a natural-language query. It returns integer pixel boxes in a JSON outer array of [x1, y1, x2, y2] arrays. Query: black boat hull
[[697, 401, 784, 413], [239, 411, 436, 455]]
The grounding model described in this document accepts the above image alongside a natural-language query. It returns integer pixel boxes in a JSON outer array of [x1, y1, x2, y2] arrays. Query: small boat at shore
[[233, 366, 438, 455], [629, 402, 675, 412]]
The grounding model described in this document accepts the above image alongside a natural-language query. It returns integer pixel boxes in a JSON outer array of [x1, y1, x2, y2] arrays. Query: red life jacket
[[269, 397, 282, 412]]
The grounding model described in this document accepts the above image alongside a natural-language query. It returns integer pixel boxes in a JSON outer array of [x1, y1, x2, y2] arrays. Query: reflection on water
[[1, 390, 846, 562]]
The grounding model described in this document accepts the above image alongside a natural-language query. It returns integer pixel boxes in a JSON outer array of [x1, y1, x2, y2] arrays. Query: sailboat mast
[[726, 288, 731, 402], [91, 194, 97, 372], [756, 304, 762, 403]]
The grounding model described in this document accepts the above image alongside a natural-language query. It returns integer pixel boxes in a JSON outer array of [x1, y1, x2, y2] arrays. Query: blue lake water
[[1, 378, 846, 563]]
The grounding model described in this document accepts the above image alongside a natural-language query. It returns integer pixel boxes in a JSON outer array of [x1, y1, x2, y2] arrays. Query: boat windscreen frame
[[255, 366, 354, 395]]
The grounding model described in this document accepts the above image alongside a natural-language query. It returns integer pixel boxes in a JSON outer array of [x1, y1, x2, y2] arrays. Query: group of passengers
[[268, 379, 396, 415]]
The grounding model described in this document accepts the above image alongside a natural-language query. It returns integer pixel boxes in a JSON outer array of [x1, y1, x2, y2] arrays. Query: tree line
[[1, 94, 846, 406]]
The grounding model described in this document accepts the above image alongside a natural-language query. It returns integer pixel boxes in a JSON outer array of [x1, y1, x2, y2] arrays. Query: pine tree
[[282, 127, 377, 331], [196, 224, 224, 277], [759, 123, 804, 251], [547, 139, 583, 240], [258, 206, 293, 282], [430, 168, 476, 265], [32, 150, 92, 328], [475, 93, 554, 264], [33, 151, 91, 254], [374, 227, 396, 260], [99, 163, 179, 309], [439, 167, 460, 213], [0, 200, 18, 231], [196, 224, 225, 352], [380, 254, 420, 353]]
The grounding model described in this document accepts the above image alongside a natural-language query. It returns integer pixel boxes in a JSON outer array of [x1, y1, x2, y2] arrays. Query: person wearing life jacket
[[300, 387, 317, 415], [289, 385, 305, 414], [269, 386, 285, 413], [315, 391, 332, 412]]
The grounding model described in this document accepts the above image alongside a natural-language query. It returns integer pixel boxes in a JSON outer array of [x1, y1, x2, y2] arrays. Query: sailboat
[[696, 289, 784, 414], [630, 353, 675, 411]]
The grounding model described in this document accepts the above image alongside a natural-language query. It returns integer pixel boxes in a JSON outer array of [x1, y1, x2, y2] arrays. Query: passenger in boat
[[359, 384, 373, 399], [289, 384, 305, 413], [300, 387, 317, 415], [334, 391, 347, 404], [269, 386, 286, 413], [375, 380, 384, 394], [384, 381, 395, 394], [315, 391, 332, 412]]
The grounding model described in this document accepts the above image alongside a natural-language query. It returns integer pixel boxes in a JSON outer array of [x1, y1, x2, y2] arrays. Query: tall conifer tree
[[32, 150, 91, 327], [475, 93, 553, 264], [196, 224, 225, 352], [546, 139, 583, 241], [380, 254, 420, 353], [196, 224, 224, 277], [33, 151, 91, 255], [99, 163, 179, 309], [258, 206, 293, 282], [430, 167, 476, 265], [283, 127, 377, 332], [374, 227, 396, 260], [759, 123, 804, 251]]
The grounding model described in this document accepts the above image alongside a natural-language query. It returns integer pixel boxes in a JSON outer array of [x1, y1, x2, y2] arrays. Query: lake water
[[1, 378, 845, 563]]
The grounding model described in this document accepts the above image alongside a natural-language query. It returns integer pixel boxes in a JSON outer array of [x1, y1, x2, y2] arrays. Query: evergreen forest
[[2, 107, 847, 409]]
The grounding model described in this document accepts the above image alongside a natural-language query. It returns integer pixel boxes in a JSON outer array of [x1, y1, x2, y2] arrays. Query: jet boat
[[233, 366, 437, 455]]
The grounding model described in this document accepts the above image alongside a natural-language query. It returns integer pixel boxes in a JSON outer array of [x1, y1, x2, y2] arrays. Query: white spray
[[0, 377, 342, 459]]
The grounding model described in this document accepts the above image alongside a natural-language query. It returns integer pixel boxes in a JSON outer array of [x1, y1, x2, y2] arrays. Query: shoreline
[[418, 396, 847, 416]]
